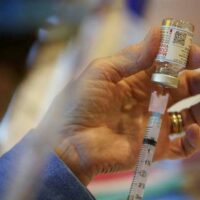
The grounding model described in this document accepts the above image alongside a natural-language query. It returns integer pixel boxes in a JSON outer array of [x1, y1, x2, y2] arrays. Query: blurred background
[[0, 0, 200, 199]]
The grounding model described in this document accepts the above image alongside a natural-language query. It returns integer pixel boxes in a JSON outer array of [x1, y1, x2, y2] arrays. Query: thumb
[[108, 27, 161, 80]]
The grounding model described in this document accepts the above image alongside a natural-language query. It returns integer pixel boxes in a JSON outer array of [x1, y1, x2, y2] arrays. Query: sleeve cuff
[[0, 132, 95, 200], [38, 152, 95, 200]]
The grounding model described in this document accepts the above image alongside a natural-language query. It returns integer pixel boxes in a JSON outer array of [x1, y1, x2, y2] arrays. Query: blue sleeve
[[0, 133, 95, 200]]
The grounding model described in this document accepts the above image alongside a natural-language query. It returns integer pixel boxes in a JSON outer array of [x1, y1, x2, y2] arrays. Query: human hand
[[39, 28, 200, 186]]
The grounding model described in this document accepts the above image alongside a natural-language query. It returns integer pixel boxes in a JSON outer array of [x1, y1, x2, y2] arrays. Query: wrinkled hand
[[40, 28, 200, 186]]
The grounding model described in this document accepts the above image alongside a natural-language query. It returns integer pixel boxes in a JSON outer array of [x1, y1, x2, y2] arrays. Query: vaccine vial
[[151, 18, 194, 88]]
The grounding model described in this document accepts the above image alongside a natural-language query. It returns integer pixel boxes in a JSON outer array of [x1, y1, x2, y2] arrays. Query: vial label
[[156, 25, 193, 69]]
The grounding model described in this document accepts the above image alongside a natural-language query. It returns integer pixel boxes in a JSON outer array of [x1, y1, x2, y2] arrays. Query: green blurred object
[[95, 174, 185, 200]]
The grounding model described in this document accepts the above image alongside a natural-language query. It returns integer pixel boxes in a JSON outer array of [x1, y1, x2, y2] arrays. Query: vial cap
[[151, 73, 179, 88]]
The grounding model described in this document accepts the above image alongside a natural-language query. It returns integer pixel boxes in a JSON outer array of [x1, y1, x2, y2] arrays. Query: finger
[[186, 71, 200, 125], [174, 71, 200, 125], [166, 70, 199, 105], [140, 41, 200, 77], [127, 44, 200, 98], [110, 27, 160, 79], [187, 70, 200, 95], [188, 43, 200, 69], [88, 27, 161, 83], [167, 124, 200, 159]]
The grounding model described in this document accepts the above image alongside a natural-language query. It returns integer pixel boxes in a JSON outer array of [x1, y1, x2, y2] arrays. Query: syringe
[[127, 91, 169, 200]]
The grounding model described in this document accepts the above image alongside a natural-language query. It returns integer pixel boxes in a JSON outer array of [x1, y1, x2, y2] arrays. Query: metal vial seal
[[152, 18, 194, 88]]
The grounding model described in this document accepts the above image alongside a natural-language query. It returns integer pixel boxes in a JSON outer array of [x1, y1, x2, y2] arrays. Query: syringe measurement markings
[[128, 114, 161, 200], [129, 144, 155, 200], [128, 145, 154, 197]]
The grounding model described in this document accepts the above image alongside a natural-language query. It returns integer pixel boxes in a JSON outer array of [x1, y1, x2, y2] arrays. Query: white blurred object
[[168, 94, 200, 113]]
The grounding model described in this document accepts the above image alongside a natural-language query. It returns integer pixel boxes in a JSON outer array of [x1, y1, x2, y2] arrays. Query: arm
[[0, 132, 95, 200]]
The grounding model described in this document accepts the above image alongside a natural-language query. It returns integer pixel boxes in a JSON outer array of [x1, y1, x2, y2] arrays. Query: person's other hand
[[39, 28, 200, 185]]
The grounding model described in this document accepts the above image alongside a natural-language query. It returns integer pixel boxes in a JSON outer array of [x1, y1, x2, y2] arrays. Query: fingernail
[[187, 124, 200, 147]]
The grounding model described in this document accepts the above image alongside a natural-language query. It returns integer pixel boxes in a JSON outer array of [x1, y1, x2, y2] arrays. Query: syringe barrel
[[127, 113, 162, 200]]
